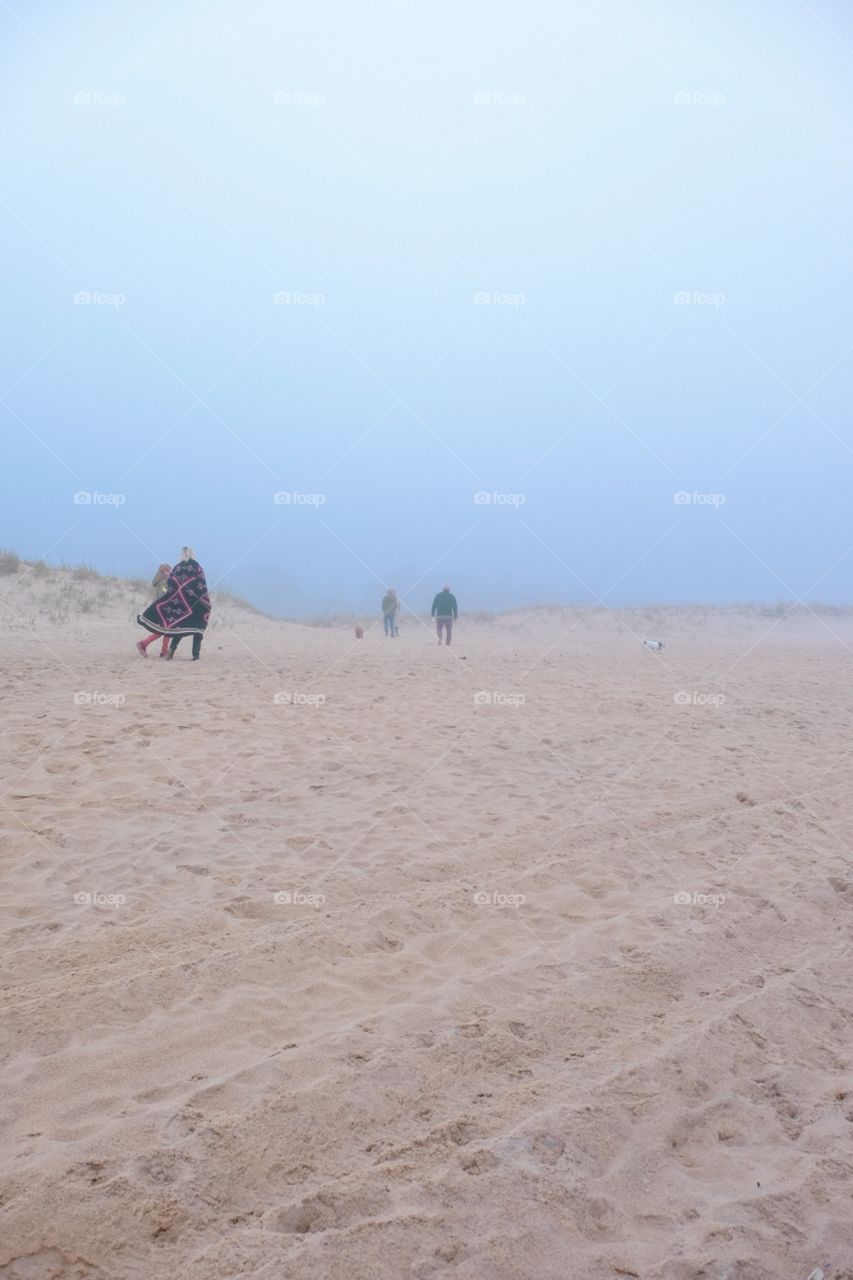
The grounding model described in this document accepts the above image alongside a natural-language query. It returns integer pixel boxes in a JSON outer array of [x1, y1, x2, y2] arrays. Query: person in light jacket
[[381, 588, 400, 637]]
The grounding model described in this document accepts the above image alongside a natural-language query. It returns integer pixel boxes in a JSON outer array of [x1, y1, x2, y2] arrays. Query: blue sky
[[3, 0, 853, 616]]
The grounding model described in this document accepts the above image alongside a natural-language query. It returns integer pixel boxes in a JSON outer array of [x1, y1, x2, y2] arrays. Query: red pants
[[140, 632, 169, 655], [436, 616, 453, 645]]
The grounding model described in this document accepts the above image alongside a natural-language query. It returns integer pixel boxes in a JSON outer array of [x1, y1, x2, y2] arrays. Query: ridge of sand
[[0, 561, 851, 1279]]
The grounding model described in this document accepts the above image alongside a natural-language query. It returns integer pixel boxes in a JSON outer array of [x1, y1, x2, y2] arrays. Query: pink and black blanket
[[138, 559, 212, 637]]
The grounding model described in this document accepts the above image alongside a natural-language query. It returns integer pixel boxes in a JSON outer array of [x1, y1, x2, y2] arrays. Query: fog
[[4, 0, 853, 617]]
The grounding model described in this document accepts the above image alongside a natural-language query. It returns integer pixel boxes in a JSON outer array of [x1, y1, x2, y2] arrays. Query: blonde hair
[[181, 546, 194, 561]]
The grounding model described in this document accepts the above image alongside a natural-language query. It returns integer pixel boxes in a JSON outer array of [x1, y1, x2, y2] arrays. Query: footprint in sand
[[0, 1250, 106, 1279], [67, 1158, 111, 1186], [368, 934, 403, 952], [460, 1148, 498, 1174], [131, 1152, 193, 1187], [827, 876, 853, 902], [271, 1187, 392, 1234], [508, 1020, 531, 1038]]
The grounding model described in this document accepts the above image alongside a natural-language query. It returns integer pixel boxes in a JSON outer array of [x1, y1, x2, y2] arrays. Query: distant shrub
[[72, 564, 101, 582], [31, 558, 50, 576], [816, 604, 853, 618], [0, 549, 19, 575]]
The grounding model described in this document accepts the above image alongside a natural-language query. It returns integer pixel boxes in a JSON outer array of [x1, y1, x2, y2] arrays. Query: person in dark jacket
[[431, 584, 458, 646]]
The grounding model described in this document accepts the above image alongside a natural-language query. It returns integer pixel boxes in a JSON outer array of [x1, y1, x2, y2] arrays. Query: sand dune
[[1, 562, 851, 1279]]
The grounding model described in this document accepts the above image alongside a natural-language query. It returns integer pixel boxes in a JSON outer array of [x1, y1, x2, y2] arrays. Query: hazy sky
[[3, 0, 853, 616]]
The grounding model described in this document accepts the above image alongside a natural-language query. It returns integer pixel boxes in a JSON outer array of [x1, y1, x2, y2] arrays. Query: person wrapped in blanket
[[136, 563, 173, 657], [137, 547, 212, 661]]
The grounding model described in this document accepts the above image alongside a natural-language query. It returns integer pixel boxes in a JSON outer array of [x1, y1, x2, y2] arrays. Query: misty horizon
[[4, 2, 853, 617]]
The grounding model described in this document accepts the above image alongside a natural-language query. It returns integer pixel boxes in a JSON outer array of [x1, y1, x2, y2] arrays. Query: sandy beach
[[1, 564, 851, 1280]]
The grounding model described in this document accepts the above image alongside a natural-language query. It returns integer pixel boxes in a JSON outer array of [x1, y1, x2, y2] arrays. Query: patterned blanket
[[137, 559, 212, 637]]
